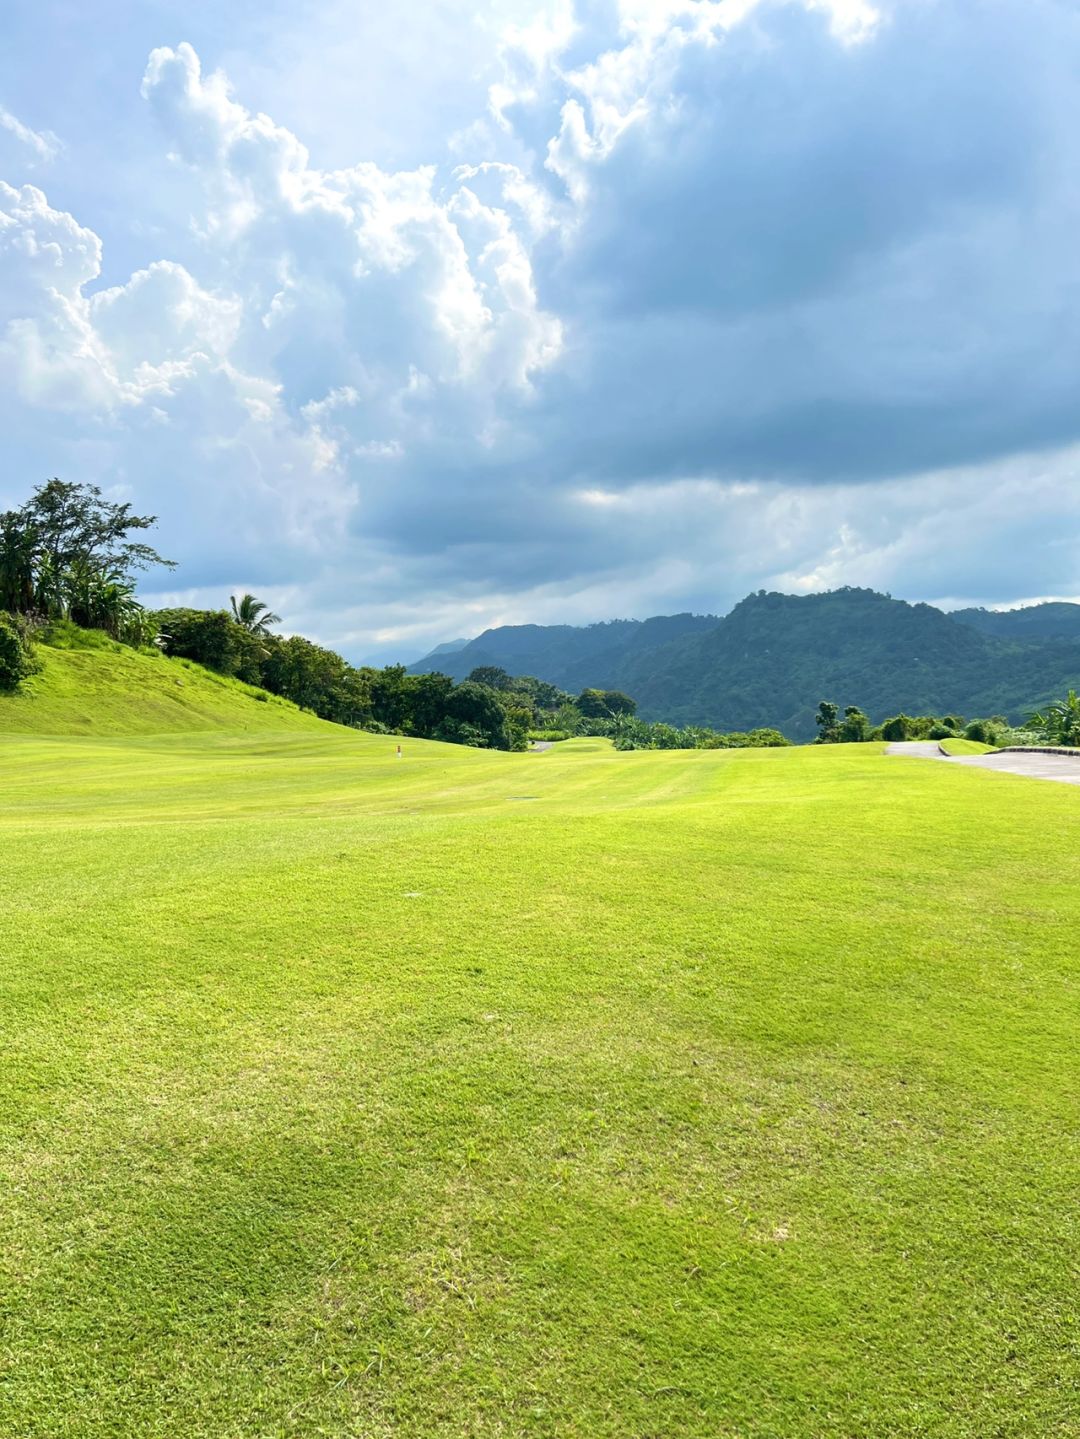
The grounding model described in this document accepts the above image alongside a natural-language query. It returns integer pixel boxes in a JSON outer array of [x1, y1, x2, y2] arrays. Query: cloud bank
[[1, 0, 1079, 660]]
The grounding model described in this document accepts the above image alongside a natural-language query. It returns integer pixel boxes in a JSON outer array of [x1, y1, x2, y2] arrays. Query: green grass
[[0, 638, 329, 735], [939, 738, 997, 755], [1, 727, 1077, 1437]]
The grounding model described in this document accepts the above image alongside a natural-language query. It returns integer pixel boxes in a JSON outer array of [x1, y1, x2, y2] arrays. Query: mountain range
[[408, 588, 1080, 739]]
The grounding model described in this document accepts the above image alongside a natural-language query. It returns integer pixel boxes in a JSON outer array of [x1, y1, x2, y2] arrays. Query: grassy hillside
[[0, 632, 333, 735], [1, 732, 1077, 1437], [940, 737, 996, 755]]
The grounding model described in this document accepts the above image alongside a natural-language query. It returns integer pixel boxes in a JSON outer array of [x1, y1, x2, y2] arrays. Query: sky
[[2, 0, 1079, 664]]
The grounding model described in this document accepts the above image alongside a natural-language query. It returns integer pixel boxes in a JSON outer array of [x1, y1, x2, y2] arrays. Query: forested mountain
[[410, 591, 1080, 739], [950, 602, 1080, 641], [424, 638, 470, 658], [407, 613, 719, 689]]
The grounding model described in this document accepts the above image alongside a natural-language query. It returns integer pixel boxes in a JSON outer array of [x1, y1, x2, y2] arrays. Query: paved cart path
[[887, 741, 1080, 786]]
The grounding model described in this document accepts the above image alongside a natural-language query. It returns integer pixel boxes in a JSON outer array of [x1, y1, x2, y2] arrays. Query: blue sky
[[2, 0, 1078, 662]]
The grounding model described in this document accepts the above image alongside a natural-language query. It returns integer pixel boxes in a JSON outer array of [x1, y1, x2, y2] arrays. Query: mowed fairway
[[1, 733, 1077, 1438]]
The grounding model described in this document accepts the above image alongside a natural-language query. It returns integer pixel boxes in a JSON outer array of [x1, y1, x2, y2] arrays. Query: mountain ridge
[[408, 591, 1080, 739]]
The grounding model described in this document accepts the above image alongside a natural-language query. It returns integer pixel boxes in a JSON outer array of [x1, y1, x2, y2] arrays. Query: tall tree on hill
[[814, 701, 840, 743], [16, 480, 172, 589], [230, 593, 281, 635], [0, 480, 173, 638], [838, 705, 871, 742]]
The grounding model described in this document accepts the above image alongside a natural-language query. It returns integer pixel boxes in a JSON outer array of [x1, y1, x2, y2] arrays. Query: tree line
[[5, 481, 1075, 751], [151, 611, 630, 750], [813, 698, 1080, 748], [0, 481, 653, 748]]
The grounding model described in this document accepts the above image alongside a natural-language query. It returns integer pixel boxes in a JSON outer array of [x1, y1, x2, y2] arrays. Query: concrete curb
[[993, 746, 1080, 756], [937, 743, 1080, 758]]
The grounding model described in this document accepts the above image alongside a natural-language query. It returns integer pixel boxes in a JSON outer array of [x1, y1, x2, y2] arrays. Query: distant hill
[[411, 590, 1080, 739], [408, 613, 720, 688], [950, 602, 1080, 641], [0, 634, 334, 736], [425, 638, 470, 658]]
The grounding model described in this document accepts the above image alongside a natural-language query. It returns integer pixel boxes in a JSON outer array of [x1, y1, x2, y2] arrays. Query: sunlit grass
[[939, 738, 996, 755], [1, 730, 1077, 1437], [0, 640, 325, 735]]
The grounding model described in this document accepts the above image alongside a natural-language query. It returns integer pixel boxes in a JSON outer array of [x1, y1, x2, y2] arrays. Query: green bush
[[747, 728, 791, 747], [0, 611, 37, 690], [433, 718, 490, 747], [881, 714, 914, 742], [153, 608, 263, 680], [964, 720, 990, 743]]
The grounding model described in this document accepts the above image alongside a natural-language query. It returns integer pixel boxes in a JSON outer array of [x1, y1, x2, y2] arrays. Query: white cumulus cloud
[[2, 0, 1079, 665]]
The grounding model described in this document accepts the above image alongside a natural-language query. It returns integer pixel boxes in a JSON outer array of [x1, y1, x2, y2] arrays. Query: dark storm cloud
[[2, 0, 1079, 662]]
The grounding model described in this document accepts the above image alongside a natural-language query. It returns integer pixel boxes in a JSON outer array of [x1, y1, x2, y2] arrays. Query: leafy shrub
[[964, 720, 990, 743], [0, 610, 37, 690], [611, 719, 790, 750], [154, 609, 258, 678], [928, 723, 953, 740], [433, 718, 490, 747], [881, 714, 914, 742], [747, 728, 791, 747]]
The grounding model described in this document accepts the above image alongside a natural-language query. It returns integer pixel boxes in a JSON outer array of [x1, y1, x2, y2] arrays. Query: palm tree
[[230, 593, 281, 635]]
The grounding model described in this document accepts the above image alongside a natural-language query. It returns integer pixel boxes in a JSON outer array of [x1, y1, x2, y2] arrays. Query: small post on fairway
[[396, 743, 402, 760]]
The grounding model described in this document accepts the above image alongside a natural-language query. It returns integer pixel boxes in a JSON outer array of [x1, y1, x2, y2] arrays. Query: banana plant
[[1030, 690, 1080, 746]]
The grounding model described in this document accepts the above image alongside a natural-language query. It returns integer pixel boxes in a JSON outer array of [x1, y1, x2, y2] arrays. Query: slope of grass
[[0, 634, 330, 735], [1, 734, 1077, 1438], [939, 737, 996, 755]]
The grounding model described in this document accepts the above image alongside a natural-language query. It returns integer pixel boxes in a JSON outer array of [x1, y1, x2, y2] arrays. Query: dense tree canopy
[[466, 666, 512, 691], [149, 618, 545, 749], [577, 688, 637, 718], [0, 612, 36, 691], [0, 480, 173, 644]]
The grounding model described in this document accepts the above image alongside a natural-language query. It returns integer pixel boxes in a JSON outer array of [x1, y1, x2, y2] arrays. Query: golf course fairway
[[1, 730, 1077, 1437]]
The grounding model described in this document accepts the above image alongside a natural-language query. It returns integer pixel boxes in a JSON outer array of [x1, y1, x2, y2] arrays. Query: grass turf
[[0, 731, 1077, 1437], [938, 738, 997, 756], [0, 637, 329, 736]]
